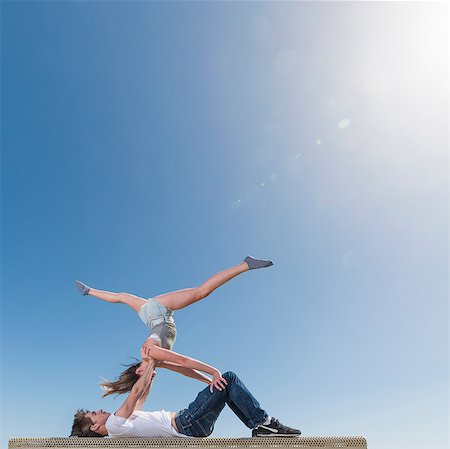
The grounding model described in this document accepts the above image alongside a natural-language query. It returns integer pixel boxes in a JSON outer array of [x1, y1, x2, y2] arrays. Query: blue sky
[[1, 2, 448, 449]]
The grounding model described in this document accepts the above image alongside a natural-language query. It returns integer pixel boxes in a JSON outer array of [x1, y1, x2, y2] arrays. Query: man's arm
[[157, 361, 212, 384], [115, 359, 156, 419], [135, 370, 156, 411]]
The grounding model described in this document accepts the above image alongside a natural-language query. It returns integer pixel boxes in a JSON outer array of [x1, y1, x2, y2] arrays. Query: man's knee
[[223, 371, 237, 383]]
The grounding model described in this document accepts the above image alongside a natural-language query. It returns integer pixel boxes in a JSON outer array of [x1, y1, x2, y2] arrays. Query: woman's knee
[[118, 292, 133, 301], [118, 293, 146, 309], [194, 285, 210, 301]]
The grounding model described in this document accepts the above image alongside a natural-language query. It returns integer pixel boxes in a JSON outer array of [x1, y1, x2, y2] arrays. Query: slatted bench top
[[8, 437, 367, 449]]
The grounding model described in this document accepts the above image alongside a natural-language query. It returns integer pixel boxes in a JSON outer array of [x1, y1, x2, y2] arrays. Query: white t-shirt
[[106, 410, 189, 438]]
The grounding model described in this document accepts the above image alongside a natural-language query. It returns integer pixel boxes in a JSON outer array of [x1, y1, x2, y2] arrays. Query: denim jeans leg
[[176, 385, 229, 437], [222, 371, 268, 429], [175, 371, 268, 437]]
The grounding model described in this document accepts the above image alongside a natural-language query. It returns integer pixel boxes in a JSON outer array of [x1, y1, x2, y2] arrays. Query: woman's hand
[[210, 370, 228, 393]]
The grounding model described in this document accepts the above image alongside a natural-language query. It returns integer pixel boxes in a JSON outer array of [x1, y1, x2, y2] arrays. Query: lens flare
[[338, 118, 351, 129]]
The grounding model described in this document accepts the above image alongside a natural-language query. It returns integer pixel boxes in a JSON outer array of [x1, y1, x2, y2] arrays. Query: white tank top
[[106, 410, 189, 438]]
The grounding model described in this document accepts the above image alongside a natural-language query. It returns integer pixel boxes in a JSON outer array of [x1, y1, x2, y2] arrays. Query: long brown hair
[[99, 360, 140, 397]]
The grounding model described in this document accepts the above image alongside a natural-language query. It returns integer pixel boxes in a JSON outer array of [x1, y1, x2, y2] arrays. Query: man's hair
[[70, 409, 102, 438]]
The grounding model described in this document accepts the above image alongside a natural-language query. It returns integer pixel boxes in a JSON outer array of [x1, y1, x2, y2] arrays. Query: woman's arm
[[157, 361, 212, 384], [141, 343, 227, 392]]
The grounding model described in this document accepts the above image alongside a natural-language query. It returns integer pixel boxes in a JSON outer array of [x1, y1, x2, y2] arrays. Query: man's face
[[85, 410, 110, 431]]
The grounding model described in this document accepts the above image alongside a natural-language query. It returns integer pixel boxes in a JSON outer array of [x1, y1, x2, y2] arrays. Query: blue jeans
[[174, 371, 268, 437]]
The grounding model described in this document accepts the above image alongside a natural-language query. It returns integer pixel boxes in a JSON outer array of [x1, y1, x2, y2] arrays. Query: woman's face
[[135, 359, 148, 376], [134, 362, 157, 380]]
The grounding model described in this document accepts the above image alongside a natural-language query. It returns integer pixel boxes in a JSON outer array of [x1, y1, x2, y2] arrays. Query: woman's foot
[[244, 256, 274, 270], [75, 280, 90, 295]]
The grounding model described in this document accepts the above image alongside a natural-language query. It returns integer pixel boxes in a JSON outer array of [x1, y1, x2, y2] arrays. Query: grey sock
[[254, 416, 272, 429], [75, 280, 90, 295], [244, 256, 274, 270]]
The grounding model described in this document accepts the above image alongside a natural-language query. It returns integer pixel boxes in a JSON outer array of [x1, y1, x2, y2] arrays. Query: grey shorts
[[138, 299, 177, 350]]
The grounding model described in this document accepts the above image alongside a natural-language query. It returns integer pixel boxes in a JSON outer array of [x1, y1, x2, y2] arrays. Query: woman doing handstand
[[75, 256, 273, 395]]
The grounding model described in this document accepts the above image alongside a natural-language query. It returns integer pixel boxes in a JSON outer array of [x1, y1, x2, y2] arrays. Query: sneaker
[[252, 418, 301, 437]]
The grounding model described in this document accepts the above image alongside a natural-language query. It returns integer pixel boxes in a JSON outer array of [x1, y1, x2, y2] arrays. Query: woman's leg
[[153, 262, 248, 311], [153, 256, 272, 311], [75, 280, 147, 313]]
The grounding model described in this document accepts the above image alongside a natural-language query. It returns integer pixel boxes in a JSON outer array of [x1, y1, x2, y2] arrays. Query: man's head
[[70, 409, 110, 437]]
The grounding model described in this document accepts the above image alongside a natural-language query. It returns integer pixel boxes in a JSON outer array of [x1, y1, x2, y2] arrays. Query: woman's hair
[[99, 359, 141, 397]]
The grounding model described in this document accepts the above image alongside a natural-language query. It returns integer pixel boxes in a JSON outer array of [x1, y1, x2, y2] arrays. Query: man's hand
[[141, 338, 158, 358], [210, 370, 228, 393]]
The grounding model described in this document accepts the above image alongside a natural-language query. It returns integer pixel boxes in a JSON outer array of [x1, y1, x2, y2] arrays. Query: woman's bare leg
[[75, 281, 147, 313], [153, 256, 272, 311], [152, 262, 248, 310], [75, 256, 272, 313]]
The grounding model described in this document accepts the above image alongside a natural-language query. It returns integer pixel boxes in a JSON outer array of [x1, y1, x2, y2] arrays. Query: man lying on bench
[[70, 363, 300, 438]]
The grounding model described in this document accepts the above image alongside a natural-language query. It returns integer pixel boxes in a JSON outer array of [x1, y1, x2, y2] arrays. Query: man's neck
[[97, 414, 111, 436], [97, 427, 108, 437]]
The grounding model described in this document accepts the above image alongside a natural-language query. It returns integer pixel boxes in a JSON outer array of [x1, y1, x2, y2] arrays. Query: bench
[[9, 437, 368, 449]]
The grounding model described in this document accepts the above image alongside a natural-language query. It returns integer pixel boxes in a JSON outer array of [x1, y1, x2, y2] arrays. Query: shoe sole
[[254, 434, 301, 438]]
